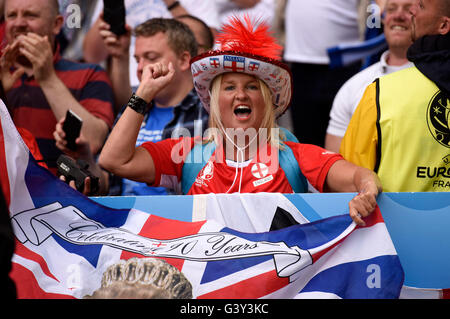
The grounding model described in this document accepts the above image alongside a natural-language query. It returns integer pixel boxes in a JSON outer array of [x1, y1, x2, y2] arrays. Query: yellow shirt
[[340, 81, 379, 171], [340, 67, 450, 192]]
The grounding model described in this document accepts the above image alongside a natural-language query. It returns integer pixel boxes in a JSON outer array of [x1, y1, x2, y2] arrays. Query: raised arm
[[324, 159, 383, 226], [83, 16, 109, 63], [163, 0, 189, 16], [98, 18, 133, 113], [16, 33, 111, 154], [98, 62, 175, 184]]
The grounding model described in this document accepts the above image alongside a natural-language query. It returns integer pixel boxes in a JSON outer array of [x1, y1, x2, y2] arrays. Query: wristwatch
[[127, 93, 150, 115]]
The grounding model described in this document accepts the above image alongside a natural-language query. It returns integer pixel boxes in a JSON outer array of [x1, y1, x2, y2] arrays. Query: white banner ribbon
[[11, 202, 312, 278]]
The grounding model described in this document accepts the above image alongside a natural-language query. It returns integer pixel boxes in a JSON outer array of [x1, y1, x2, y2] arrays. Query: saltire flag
[[0, 100, 404, 299]]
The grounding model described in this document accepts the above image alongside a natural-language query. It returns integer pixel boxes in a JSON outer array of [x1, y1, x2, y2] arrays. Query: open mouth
[[234, 105, 252, 119], [391, 25, 408, 31]]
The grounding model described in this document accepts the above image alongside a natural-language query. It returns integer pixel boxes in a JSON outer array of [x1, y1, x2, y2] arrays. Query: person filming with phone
[[0, 0, 115, 175]]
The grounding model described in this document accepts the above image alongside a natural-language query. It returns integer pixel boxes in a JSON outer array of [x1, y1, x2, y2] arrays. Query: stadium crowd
[[0, 0, 448, 196], [0, 0, 448, 195]]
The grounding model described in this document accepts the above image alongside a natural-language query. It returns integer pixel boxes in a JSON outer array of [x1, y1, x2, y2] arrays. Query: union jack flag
[[0, 100, 404, 299]]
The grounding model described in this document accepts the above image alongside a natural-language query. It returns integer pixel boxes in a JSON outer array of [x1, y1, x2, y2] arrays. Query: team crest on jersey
[[195, 161, 214, 187], [426, 91, 450, 148], [251, 163, 268, 178], [251, 163, 273, 187]]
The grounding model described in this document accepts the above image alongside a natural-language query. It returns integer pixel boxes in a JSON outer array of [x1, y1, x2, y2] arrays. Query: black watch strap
[[127, 93, 150, 115]]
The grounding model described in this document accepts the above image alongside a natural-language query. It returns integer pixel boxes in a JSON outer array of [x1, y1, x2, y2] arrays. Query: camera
[[57, 155, 100, 195]]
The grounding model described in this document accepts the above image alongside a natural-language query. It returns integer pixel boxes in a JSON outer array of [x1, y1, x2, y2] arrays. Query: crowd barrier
[[91, 192, 450, 289]]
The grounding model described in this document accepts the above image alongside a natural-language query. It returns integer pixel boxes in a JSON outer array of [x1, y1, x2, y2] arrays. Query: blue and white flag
[[0, 100, 404, 299], [327, 34, 387, 69]]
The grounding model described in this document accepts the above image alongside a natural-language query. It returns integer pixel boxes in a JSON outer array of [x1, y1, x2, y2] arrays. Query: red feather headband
[[215, 15, 282, 60], [190, 15, 293, 117]]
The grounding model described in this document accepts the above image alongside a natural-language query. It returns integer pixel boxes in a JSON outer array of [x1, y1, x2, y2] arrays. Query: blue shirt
[[121, 105, 174, 196], [108, 89, 209, 196]]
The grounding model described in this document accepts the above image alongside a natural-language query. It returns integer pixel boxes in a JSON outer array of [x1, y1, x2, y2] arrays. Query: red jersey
[[141, 137, 343, 195]]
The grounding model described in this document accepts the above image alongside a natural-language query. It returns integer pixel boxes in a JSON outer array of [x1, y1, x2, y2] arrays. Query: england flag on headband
[[0, 100, 404, 299]]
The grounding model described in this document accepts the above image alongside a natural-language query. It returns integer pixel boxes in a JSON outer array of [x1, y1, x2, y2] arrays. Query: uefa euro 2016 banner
[[0, 100, 447, 299]]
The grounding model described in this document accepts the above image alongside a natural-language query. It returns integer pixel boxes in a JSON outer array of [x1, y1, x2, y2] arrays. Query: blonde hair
[[205, 74, 285, 148]]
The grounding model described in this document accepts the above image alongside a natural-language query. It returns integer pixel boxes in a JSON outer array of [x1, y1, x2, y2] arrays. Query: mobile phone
[[62, 110, 82, 151], [103, 0, 127, 36]]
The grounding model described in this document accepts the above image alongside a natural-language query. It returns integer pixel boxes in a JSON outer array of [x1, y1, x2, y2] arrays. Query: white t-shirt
[[214, 0, 276, 29], [326, 51, 414, 137], [283, 0, 361, 64], [91, 0, 220, 88]]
